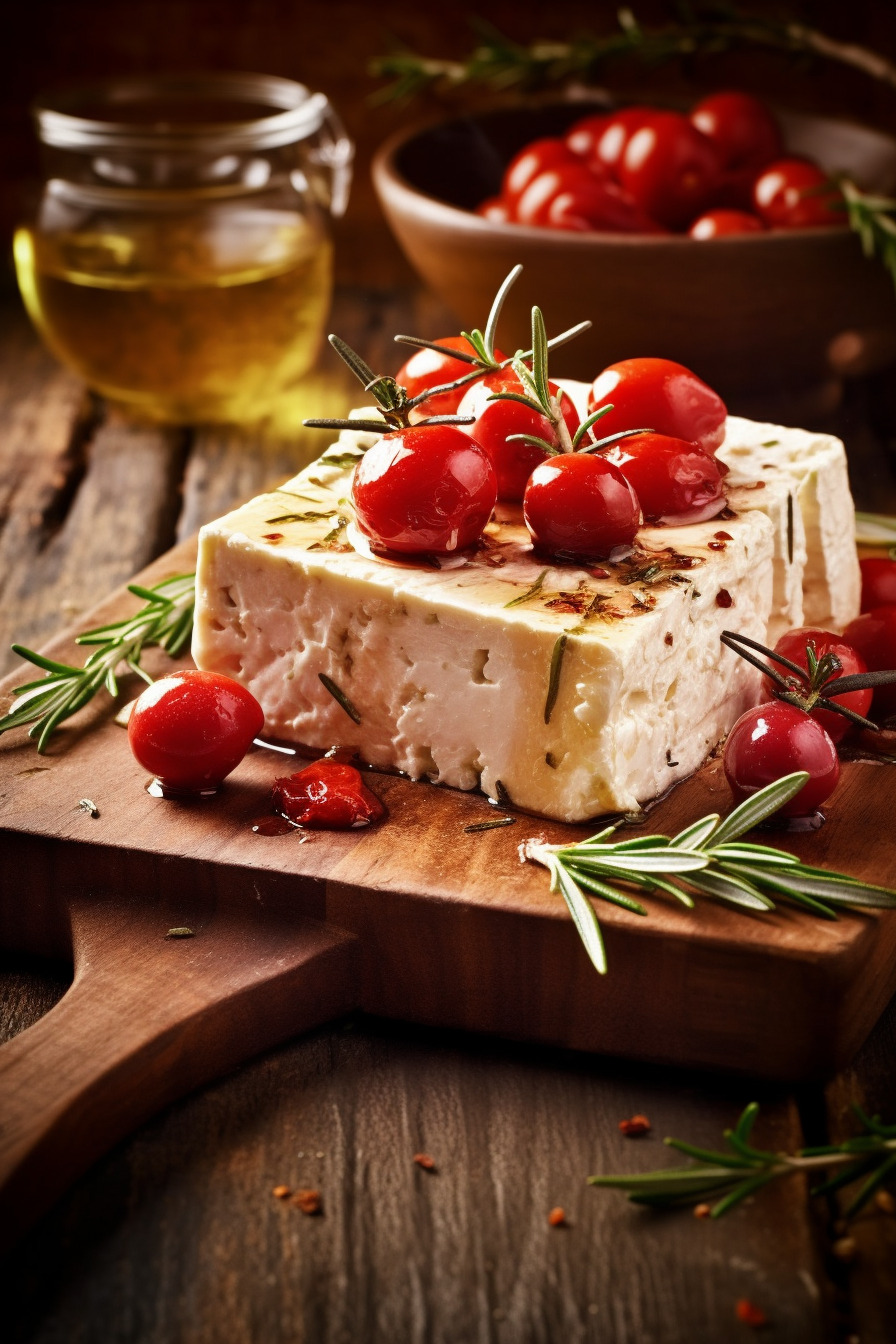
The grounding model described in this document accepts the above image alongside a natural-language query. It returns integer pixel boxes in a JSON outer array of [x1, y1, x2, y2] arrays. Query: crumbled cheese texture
[[193, 406, 859, 823]]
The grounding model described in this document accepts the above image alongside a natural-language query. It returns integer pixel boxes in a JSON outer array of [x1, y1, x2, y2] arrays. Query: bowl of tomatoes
[[372, 95, 896, 407]]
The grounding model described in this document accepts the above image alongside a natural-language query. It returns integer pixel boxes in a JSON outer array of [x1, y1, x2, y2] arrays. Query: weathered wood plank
[[0, 1021, 826, 1344]]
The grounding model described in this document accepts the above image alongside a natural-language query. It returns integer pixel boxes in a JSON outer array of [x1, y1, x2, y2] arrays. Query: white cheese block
[[719, 417, 860, 632], [194, 424, 777, 821]]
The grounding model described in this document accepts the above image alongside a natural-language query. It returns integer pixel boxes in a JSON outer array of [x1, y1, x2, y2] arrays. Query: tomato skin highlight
[[763, 628, 872, 743], [842, 607, 896, 719], [396, 335, 507, 419], [860, 557, 896, 612], [351, 424, 497, 555], [523, 454, 641, 560], [575, 106, 656, 179], [128, 669, 265, 791], [457, 371, 580, 501], [752, 158, 844, 228], [502, 137, 578, 205], [273, 760, 384, 829], [588, 357, 727, 456], [723, 701, 840, 817], [514, 163, 663, 233], [688, 208, 764, 238], [617, 110, 722, 229], [602, 431, 727, 523]]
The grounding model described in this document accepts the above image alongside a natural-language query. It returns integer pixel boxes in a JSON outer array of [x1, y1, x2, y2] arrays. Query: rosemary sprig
[[372, 8, 896, 101], [0, 573, 196, 752], [840, 179, 896, 291], [522, 774, 896, 975], [589, 1101, 896, 1219]]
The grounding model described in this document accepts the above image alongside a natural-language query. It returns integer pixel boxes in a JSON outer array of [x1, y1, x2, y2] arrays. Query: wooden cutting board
[[2, 538, 896, 1247]]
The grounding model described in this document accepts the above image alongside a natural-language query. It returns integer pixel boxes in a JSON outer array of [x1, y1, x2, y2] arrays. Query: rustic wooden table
[[0, 288, 894, 1344]]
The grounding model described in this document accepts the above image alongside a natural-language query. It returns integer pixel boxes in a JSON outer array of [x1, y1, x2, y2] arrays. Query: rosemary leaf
[[317, 672, 362, 724], [548, 856, 607, 975], [504, 569, 549, 609], [544, 633, 568, 724]]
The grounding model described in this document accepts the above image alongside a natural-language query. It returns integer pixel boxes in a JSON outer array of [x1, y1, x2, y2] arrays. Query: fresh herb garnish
[[465, 816, 517, 833], [318, 672, 362, 724], [0, 573, 196, 752], [523, 773, 896, 975], [544, 632, 569, 724], [589, 1100, 896, 1219], [504, 568, 549, 609], [264, 510, 337, 526]]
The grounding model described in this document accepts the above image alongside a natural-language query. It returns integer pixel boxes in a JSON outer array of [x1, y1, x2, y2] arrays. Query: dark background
[[2, 0, 895, 289]]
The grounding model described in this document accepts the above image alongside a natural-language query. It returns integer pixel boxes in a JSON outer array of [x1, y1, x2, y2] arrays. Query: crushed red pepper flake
[[618, 1114, 651, 1137], [715, 588, 733, 608], [735, 1299, 768, 1328], [547, 1207, 567, 1227], [413, 1153, 437, 1171], [261, 532, 284, 542], [272, 1184, 291, 1199], [693, 1202, 712, 1219], [290, 1188, 323, 1215]]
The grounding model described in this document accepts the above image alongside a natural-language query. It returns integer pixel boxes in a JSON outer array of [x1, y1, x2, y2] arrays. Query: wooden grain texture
[[0, 1018, 828, 1344]]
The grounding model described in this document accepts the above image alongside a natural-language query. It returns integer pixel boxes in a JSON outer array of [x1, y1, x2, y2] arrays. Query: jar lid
[[35, 72, 332, 153]]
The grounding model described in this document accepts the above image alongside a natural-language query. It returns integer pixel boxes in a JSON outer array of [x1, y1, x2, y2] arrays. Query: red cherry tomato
[[723, 701, 840, 817], [523, 454, 642, 560], [860, 557, 896, 612], [752, 159, 844, 229], [688, 208, 764, 238], [458, 370, 580, 501], [602, 432, 727, 524], [513, 163, 661, 233], [763, 628, 871, 743], [351, 424, 497, 555], [128, 669, 264, 792], [563, 113, 612, 166], [272, 760, 384, 829], [579, 106, 656, 179], [396, 335, 508, 419], [618, 111, 722, 229], [689, 92, 782, 173], [588, 357, 727, 456], [842, 607, 896, 720], [502, 137, 578, 205]]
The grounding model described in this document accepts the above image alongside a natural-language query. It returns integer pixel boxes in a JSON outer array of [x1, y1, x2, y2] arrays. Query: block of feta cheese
[[194, 420, 779, 822], [718, 417, 860, 632]]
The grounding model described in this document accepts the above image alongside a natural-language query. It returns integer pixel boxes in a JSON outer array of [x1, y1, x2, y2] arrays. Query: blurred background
[[3, 0, 896, 293]]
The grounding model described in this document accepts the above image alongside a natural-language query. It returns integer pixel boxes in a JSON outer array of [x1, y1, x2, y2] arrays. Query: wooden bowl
[[372, 103, 896, 409]]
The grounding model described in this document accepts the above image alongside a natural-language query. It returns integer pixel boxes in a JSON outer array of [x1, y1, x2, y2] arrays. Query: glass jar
[[14, 73, 353, 424]]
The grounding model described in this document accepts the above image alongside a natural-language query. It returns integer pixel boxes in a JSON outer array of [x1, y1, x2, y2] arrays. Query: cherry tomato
[[523, 454, 641, 560], [588, 357, 727, 456], [128, 669, 264, 792], [563, 113, 612, 166], [752, 159, 844, 229], [763, 627, 871, 743], [476, 196, 511, 223], [272, 760, 384, 829], [502, 137, 578, 205], [457, 370, 580, 501], [577, 106, 656, 179], [602, 432, 727, 524], [723, 701, 840, 817], [617, 111, 722, 230], [351, 424, 497, 555], [860, 557, 896, 612], [396, 335, 508, 419], [688, 208, 764, 238], [689, 92, 782, 173], [843, 607, 896, 720], [513, 163, 661, 233]]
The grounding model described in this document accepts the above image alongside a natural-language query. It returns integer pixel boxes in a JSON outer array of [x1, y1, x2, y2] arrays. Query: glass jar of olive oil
[[15, 74, 353, 424]]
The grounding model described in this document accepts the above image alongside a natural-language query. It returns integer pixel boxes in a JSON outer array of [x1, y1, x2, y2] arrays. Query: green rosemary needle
[[0, 572, 196, 752], [522, 773, 896, 974], [589, 1101, 896, 1219]]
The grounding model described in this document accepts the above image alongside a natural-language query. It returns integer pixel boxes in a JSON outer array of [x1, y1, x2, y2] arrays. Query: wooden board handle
[[0, 892, 358, 1250]]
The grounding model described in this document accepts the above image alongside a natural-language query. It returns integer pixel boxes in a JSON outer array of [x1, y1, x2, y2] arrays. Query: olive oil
[[14, 210, 332, 424]]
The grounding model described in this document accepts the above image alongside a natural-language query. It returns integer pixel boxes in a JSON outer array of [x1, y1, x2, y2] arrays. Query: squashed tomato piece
[[273, 760, 384, 829]]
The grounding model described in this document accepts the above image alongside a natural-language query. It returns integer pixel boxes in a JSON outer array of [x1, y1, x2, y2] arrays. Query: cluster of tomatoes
[[352, 344, 729, 561], [476, 91, 843, 237], [724, 562, 896, 819]]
